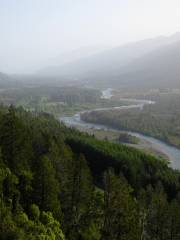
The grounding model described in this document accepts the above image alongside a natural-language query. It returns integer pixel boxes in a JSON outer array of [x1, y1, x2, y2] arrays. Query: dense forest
[[0, 105, 180, 239], [81, 93, 180, 148]]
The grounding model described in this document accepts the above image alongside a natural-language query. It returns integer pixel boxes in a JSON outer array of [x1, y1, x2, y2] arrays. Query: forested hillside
[[1, 106, 180, 239]]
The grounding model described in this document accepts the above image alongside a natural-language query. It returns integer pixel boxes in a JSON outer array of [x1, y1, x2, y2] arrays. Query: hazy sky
[[1, 0, 180, 73]]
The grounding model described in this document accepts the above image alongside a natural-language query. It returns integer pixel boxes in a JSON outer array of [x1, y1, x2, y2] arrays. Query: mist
[[1, 0, 180, 74]]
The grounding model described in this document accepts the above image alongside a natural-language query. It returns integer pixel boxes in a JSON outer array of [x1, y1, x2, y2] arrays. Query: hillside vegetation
[[0, 106, 180, 239], [0, 86, 125, 117], [82, 93, 180, 148]]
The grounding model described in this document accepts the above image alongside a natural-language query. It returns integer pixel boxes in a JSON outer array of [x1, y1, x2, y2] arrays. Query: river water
[[60, 88, 180, 169]]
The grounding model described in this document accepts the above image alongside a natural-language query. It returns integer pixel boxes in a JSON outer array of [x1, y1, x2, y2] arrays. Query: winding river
[[60, 89, 180, 169]]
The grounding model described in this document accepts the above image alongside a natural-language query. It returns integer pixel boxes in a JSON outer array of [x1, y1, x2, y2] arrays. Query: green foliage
[[66, 134, 180, 199], [33, 155, 61, 218], [29, 204, 40, 221], [118, 132, 139, 144], [0, 105, 32, 172], [0, 106, 180, 239], [101, 170, 140, 240], [81, 93, 180, 148]]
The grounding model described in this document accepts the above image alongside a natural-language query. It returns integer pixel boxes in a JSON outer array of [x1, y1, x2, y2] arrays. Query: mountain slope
[[39, 32, 180, 89], [0, 72, 13, 88], [39, 35, 176, 76], [110, 40, 180, 88]]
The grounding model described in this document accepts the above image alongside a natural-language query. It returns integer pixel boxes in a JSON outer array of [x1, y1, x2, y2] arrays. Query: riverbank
[[73, 127, 169, 162], [60, 89, 180, 169]]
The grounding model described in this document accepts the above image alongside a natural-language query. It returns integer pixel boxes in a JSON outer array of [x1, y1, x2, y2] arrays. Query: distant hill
[[0, 72, 24, 88], [39, 36, 171, 76], [38, 32, 180, 88], [0, 72, 9, 81], [111, 39, 180, 88], [0, 72, 13, 88], [38, 45, 110, 77]]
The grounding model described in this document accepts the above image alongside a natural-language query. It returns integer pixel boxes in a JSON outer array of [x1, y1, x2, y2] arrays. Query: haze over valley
[[1, 1, 180, 239], [1, 31, 180, 89]]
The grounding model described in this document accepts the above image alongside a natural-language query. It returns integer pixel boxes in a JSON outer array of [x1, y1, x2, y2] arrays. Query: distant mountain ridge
[[2, 32, 180, 89], [38, 32, 180, 88], [113, 39, 180, 88], [39, 36, 170, 76]]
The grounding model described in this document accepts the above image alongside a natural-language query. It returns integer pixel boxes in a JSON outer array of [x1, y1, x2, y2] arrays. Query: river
[[60, 88, 180, 169]]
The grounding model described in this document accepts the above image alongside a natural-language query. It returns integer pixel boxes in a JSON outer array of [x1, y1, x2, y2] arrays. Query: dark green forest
[[0, 106, 180, 239]]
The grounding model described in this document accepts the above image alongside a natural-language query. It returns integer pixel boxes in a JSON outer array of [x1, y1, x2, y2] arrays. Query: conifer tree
[[33, 155, 61, 219], [101, 169, 140, 240]]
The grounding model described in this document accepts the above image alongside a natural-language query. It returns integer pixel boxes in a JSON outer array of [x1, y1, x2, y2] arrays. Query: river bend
[[60, 89, 180, 169]]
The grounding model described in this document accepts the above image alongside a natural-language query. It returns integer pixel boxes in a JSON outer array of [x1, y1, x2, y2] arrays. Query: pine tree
[[146, 184, 169, 240], [167, 200, 180, 240], [101, 169, 140, 240], [59, 153, 94, 239], [33, 155, 61, 219], [0, 105, 32, 172]]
